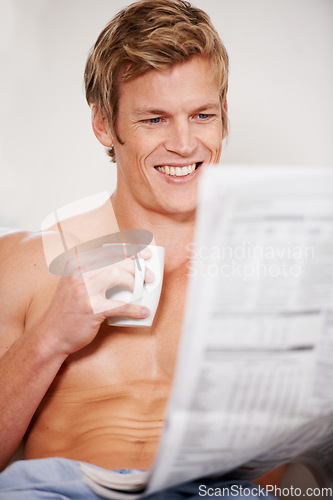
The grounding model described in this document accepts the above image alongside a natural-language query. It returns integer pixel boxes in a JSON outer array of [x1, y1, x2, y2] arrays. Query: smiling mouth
[[154, 162, 202, 177]]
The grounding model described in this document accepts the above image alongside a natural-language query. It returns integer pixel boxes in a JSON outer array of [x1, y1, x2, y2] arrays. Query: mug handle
[[131, 256, 145, 302]]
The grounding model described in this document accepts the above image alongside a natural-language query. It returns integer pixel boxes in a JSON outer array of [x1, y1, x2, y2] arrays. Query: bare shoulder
[[48, 199, 120, 246], [0, 230, 49, 282], [0, 231, 55, 351]]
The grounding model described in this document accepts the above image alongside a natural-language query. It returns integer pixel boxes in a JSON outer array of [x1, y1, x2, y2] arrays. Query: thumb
[[98, 300, 151, 320]]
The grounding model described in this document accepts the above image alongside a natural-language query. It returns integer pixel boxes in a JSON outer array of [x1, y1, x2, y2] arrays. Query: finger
[[84, 261, 136, 292], [100, 301, 151, 319], [101, 256, 138, 277], [117, 259, 155, 284], [107, 258, 154, 285], [115, 257, 137, 275], [145, 266, 155, 283], [137, 247, 152, 260]]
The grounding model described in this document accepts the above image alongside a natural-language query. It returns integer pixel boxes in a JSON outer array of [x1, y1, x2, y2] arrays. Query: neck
[[111, 190, 196, 270]]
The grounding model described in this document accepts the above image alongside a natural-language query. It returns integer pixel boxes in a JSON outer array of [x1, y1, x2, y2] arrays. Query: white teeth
[[155, 163, 198, 177]]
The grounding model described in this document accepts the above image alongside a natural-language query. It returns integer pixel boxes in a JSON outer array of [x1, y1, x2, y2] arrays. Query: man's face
[[113, 56, 224, 217]]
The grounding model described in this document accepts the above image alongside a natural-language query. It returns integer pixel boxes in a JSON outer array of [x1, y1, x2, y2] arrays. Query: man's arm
[[0, 315, 68, 470], [0, 231, 152, 470]]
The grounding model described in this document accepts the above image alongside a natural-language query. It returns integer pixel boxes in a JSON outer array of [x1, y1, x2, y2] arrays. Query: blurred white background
[[0, 0, 332, 230]]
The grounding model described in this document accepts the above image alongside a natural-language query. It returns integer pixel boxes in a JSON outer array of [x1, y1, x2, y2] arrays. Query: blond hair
[[84, 0, 229, 162]]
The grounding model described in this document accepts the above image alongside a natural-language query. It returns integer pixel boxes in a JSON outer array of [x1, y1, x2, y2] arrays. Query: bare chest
[[31, 268, 189, 395], [25, 258, 189, 468]]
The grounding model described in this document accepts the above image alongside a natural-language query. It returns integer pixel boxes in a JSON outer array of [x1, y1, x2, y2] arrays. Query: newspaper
[[81, 165, 333, 498]]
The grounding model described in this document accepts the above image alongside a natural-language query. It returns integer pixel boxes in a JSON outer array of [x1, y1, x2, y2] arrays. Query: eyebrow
[[133, 107, 167, 117], [132, 102, 220, 117]]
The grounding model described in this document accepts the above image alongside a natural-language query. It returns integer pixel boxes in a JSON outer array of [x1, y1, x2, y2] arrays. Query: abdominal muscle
[[24, 381, 169, 470], [23, 319, 178, 471]]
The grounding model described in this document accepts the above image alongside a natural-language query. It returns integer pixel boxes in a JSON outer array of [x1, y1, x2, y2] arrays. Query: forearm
[[0, 327, 67, 471]]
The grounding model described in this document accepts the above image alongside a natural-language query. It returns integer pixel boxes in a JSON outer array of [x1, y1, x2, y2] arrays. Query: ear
[[91, 104, 113, 147], [222, 98, 228, 140]]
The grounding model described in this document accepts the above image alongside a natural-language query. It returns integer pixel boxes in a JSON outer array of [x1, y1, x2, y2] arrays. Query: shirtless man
[[0, 1, 283, 497]]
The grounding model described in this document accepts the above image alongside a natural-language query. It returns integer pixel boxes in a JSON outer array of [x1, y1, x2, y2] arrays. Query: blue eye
[[149, 117, 161, 124], [198, 113, 209, 119]]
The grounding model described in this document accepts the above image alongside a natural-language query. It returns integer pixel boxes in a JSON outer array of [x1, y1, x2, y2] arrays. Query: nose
[[164, 119, 198, 157]]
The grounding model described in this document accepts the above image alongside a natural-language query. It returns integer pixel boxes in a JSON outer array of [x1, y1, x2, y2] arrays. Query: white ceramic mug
[[106, 245, 165, 327]]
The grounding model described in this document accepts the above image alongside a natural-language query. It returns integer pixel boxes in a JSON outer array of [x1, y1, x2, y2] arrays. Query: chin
[[157, 200, 197, 219]]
